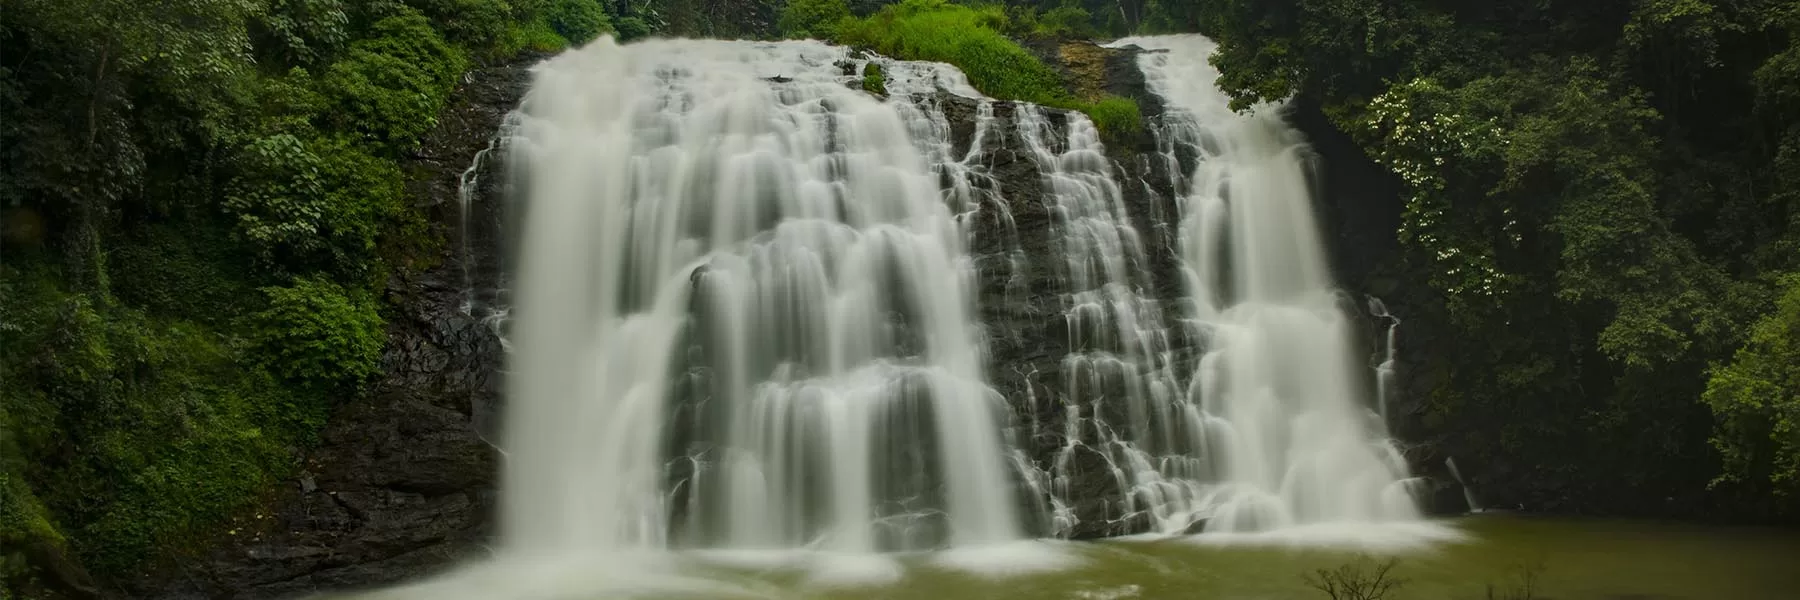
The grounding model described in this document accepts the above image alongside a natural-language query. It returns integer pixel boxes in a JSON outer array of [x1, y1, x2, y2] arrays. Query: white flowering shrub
[[1359, 78, 1515, 307]]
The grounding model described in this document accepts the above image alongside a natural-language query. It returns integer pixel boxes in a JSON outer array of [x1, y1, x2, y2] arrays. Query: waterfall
[[499, 37, 1034, 567], [1082, 34, 1426, 535], [1015, 104, 1211, 535]]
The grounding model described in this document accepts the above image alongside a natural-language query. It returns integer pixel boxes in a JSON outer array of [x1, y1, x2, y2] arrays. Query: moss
[[861, 62, 888, 96], [1056, 42, 1110, 101]]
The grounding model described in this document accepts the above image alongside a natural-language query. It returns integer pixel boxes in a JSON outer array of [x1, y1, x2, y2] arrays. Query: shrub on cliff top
[[831, 0, 1142, 139], [834, 0, 1066, 104]]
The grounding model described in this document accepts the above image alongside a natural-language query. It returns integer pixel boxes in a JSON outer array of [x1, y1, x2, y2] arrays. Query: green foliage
[[1704, 275, 1800, 498], [502, 18, 574, 55], [1, 0, 550, 586], [318, 13, 466, 154], [255, 0, 352, 66], [0, 469, 65, 596], [406, 0, 514, 53], [1189, 0, 1800, 520], [780, 0, 853, 39], [830, 0, 1139, 137], [248, 276, 386, 388], [546, 0, 613, 45], [223, 134, 330, 259], [0, 265, 330, 577], [1076, 95, 1143, 139], [835, 0, 1068, 103], [221, 134, 406, 281], [110, 219, 257, 327], [1034, 5, 1096, 39], [614, 16, 658, 41]]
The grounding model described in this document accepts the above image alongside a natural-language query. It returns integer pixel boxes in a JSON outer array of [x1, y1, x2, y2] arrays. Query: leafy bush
[[503, 18, 572, 54], [546, 0, 612, 45], [248, 276, 386, 388], [406, 0, 513, 54], [223, 134, 330, 264], [221, 135, 405, 281], [780, 0, 852, 39], [1704, 274, 1800, 498], [254, 0, 353, 66], [313, 136, 410, 281], [319, 13, 465, 154], [615, 15, 656, 41], [1035, 5, 1096, 39]]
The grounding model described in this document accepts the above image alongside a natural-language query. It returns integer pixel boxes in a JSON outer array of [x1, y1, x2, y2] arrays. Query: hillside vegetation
[[1184, 0, 1800, 518], [0, 0, 613, 594], [5, 0, 1797, 596]]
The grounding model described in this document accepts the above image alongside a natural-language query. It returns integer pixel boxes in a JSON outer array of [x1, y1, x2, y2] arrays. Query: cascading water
[[1060, 34, 1426, 536], [1013, 104, 1211, 535], [496, 37, 1069, 582]]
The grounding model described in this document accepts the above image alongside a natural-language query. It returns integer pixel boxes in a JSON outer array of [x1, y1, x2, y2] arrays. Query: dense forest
[[2, 0, 1795, 596], [1180, 0, 1800, 522]]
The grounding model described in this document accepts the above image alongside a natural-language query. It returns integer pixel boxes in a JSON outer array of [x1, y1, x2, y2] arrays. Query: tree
[[780, 0, 852, 39], [1704, 274, 1800, 499]]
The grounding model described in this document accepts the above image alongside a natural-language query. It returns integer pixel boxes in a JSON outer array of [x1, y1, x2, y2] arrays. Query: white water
[[1012, 103, 1212, 536], [1084, 34, 1425, 534], [489, 37, 1083, 587], [365, 31, 1449, 600]]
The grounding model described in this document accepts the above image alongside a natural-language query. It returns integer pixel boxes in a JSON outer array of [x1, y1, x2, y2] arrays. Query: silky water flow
[[366, 33, 1452, 600], [1077, 34, 1443, 543], [485, 38, 1070, 590]]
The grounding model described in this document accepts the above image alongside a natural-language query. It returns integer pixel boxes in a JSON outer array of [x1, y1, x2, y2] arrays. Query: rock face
[[132, 56, 537, 600]]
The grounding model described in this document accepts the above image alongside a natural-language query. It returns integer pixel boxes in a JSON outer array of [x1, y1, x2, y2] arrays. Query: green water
[[669, 514, 1800, 600], [352, 514, 1799, 600]]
